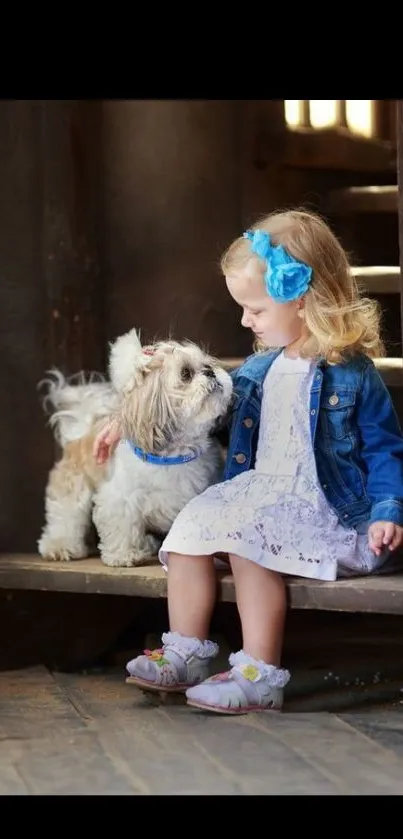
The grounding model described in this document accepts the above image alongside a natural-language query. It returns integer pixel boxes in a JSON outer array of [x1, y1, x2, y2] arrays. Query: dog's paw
[[38, 536, 88, 562], [101, 535, 161, 567], [132, 534, 161, 563], [101, 553, 137, 568]]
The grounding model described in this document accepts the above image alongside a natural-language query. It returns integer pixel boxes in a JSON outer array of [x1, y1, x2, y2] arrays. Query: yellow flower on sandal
[[237, 664, 262, 683]]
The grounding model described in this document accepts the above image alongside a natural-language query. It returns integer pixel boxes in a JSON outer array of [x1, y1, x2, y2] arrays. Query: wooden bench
[[1, 555, 403, 615], [1, 358, 403, 619]]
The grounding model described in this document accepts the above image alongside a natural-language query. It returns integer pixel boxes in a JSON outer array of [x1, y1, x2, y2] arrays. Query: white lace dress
[[159, 352, 378, 581]]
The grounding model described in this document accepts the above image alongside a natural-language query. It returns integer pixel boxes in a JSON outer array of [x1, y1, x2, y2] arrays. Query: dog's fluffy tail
[[38, 368, 118, 447]]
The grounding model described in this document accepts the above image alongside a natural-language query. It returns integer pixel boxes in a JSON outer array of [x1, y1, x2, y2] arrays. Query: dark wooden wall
[[0, 102, 52, 552], [98, 100, 245, 356], [0, 99, 258, 551], [0, 101, 105, 552]]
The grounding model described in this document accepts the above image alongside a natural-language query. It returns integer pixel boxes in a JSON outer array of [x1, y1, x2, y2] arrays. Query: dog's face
[[109, 330, 233, 453]]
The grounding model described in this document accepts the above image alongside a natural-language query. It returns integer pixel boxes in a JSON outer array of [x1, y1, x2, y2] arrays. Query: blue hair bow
[[243, 229, 312, 303]]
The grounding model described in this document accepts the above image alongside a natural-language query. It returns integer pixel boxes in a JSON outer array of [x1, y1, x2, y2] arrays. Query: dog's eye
[[181, 366, 194, 382]]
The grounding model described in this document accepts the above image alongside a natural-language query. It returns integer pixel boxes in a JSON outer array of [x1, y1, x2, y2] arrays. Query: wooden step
[[327, 185, 398, 214], [352, 266, 400, 295], [1, 554, 403, 615], [373, 357, 403, 387], [222, 357, 403, 388]]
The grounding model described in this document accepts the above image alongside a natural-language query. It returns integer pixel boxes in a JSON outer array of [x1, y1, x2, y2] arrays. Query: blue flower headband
[[243, 229, 312, 303]]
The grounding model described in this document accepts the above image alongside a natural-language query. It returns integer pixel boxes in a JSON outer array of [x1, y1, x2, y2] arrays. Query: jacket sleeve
[[214, 354, 256, 438], [358, 361, 403, 526], [210, 364, 242, 443]]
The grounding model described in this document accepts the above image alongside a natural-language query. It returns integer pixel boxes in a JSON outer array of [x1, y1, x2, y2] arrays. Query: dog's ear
[[120, 371, 179, 454], [109, 328, 149, 393]]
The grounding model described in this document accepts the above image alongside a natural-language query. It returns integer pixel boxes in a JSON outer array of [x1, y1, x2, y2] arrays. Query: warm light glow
[[284, 100, 303, 127], [309, 100, 338, 129], [285, 99, 376, 138], [346, 100, 374, 138]]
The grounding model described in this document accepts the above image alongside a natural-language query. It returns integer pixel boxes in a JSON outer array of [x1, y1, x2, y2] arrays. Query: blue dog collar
[[126, 440, 203, 465]]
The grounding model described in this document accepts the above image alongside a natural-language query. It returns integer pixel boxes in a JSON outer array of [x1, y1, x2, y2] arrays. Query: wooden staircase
[[325, 184, 401, 359]]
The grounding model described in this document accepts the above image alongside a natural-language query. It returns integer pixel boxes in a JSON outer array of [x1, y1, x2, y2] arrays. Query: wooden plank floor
[[2, 554, 403, 614], [2, 666, 403, 795]]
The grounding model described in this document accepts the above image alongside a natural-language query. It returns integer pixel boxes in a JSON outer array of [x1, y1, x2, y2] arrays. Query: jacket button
[[234, 453, 247, 464], [243, 418, 253, 428], [329, 394, 339, 406]]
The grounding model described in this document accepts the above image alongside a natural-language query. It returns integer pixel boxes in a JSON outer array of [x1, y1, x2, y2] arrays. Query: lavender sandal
[[186, 651, 290, 714], [126, 631, 219, 693]]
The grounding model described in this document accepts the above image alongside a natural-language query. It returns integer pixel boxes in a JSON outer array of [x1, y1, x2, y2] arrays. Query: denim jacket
[[224, 349, 403, 529]]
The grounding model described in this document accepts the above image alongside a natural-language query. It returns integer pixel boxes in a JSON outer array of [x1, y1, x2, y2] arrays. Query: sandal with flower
[[126, 631, 219, 694], [186, 651, 290, 714]]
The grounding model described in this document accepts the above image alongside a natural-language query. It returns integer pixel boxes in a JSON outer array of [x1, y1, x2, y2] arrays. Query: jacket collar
[[236, 348, 327, 385], [236, 349, 282, 384]]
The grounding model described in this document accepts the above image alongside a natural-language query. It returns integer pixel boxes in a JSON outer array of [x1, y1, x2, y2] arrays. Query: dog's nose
[[203, 366, 216, 379]]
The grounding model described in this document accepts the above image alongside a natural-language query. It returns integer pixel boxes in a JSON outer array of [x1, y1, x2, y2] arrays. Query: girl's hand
[[368, 521, 403, 555], [92, 419, 122, 465]]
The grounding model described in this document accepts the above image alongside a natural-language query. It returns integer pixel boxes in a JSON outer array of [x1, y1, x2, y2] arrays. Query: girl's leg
[[229, 555, 286, 665], [186, 556, 290, 714], [126, 552, 219, 692], [168, 552, 217, 639]]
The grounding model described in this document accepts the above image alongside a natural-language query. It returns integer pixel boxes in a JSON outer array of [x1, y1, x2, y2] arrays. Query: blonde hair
[[221, 208, 385, 363]]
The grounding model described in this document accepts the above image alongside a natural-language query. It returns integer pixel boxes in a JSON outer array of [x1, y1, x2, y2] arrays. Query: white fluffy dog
[[38, 329, 233, 567]]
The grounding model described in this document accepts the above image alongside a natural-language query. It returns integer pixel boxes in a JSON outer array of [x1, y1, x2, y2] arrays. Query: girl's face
[[225, 260, 305, 350]]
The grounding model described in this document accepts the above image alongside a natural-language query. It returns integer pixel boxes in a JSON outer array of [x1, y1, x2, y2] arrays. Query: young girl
[[94, 209, 403, 715]]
